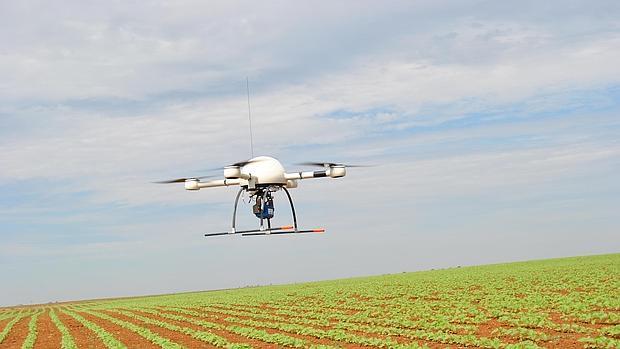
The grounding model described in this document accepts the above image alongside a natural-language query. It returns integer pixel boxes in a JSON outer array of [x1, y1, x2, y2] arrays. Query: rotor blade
[[229, 158, 263, 167], [152, 175, 213, 184], [295, 162, 373, 168], [230, 160, 251, 167], [197, 159, 259, 173], [296, 162, 332, 167]]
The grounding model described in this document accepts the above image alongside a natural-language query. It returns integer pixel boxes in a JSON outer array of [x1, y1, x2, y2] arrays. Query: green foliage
[[49, 309, 78, 349], [78, 309, 183, 349], [4, 253, 619, 348], [61, 309, 126, 349], [20, 311, 42, 349], [0, 311, 32, 344], [104, 308, 240, 348], [579, 335, 620, 349]]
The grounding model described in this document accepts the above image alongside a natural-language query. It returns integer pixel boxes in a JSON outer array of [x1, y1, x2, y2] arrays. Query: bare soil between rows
[[0, 315, 30, 349], [33, 311, 61, 349], [56, 309, 107, 349]]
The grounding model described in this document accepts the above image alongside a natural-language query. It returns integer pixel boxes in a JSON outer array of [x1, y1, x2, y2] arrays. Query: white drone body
[[156, 156, 355, 237], [184, 156, 345, 191]]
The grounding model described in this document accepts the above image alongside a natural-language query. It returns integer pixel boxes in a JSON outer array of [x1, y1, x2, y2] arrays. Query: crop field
[[1, 254, 618, 349]]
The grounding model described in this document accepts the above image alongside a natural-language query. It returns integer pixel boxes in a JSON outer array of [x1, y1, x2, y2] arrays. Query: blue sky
[[1, 1, 619, 306]]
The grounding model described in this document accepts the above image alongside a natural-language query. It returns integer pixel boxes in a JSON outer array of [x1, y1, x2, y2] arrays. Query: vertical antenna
[[246, 77, 254, 158]]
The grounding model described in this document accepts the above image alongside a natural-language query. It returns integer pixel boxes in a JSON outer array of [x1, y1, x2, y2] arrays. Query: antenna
[[246, 77, 254, 158]]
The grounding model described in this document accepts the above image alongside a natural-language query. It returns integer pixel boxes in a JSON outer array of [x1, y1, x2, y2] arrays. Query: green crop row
[[49, 309, 78, 349], [103, 308, 245, 348], [77, 309, 183, 349], [491, 327, 551, 342], [0, 311, 32, 344], [5, 254, 616, 348], [579, 335, 620, 349], [20, 311, 42, 349], [0, 311, 24, 321], [134, 306, 429, 349], [163, 304, 483, 347], [115, 306, 326, 348], [61, 308, 127, 349]]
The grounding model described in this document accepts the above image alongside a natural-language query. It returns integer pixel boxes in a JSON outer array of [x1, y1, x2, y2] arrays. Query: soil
[[72, 310, 159, 349], [475, 316, 596, 349], [33, 310, 61, 349], [171, 307, 349, 348], [542, 331, 586, 349], [126, 307, 280, 349], [0, 319, 12, 334], [0, 302, 609, 349], [160, 306, 439, 349], [99, 310, 217, 349], [55, 310, 107, 349], [0, 315, 30, 349], [475, 318, 504, 338]]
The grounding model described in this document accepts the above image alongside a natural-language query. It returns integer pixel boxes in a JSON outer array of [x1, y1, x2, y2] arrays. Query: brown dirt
[[180, 309, 348, 348], [230, 303, 279, 312], [548, 311, 568, 324], [474, 318, 521, 345], [545, 332, 587, 349], [475, 318, 504, 338], [119, 308, 274, 349], [72, 310, 159, 349], [55, 310, 107, 349], [0, 315, 31, 349], [533, 312, 598, 349], [163, 306, 447, 349], [156, 306, 378, 349], [0, 319, 12, 333], [185, 304, 484, 348], [476, 316, 596, 349], [163, 305, 335, 332], [259, 303, 278, 311], [350, 294, 371, 302], [99, 310, 217, 349], [34, 310, 61, 349], [263, 310, 334, 331]]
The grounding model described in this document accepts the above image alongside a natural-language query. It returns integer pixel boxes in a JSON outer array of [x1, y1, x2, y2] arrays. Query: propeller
[[195, 159, 259, 174], [230, 160, 253, 167], [296, 162, 371, 168], [227, 158, 263, 167], [153, 175, 214, 184]]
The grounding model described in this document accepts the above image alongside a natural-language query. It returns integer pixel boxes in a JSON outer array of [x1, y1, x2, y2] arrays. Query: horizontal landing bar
[[205, 228, 325, 237], [242, 229, 325, 237], [205, 225, 294, 237]]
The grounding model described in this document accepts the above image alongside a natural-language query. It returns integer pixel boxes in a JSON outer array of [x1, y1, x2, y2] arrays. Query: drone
[[155, 156, 363, 237]]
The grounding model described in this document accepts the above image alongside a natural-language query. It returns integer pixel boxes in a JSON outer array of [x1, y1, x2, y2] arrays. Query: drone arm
[[284, 171, 322, 180], [185, 178, 241, 190], [284, 167, 346, 180], [197, 179, 241, 188]]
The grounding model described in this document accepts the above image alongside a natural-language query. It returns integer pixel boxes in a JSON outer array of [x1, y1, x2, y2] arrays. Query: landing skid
[[204, 186, 325, 238], [242, 229, 325, 237], [204, 227, 325, 237]]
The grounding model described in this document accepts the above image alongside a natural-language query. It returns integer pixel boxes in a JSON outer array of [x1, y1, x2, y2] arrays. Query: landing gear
[[234, 186, 298, 233], [204, 185, 323, 237]]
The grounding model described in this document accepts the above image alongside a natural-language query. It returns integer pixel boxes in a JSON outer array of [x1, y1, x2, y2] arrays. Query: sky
[[1, 1, 619, 306]]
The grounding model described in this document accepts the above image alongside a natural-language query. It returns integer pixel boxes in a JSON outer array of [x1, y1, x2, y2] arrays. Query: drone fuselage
[[184, 156, 346, 191], [155, 155, 354, 236]]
